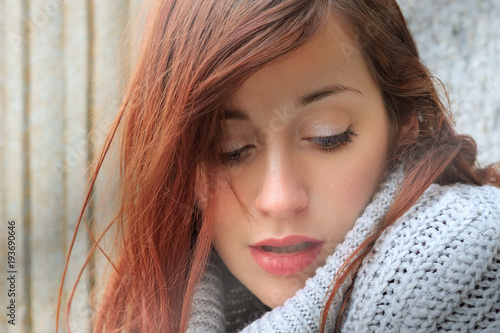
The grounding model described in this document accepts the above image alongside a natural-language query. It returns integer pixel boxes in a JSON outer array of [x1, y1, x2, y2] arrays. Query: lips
[[250, 236, 323, 276]]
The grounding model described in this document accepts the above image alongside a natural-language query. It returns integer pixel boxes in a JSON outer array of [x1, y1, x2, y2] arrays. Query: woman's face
[[210, 18, 392, 308]]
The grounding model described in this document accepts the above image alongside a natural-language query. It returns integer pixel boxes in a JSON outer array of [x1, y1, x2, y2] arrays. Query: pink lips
[[250, 235, 323, 276]]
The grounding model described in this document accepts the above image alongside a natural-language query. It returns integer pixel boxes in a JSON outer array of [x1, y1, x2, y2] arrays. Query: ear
[[397, 115, 419, 147], [195, 168, 209, 210]]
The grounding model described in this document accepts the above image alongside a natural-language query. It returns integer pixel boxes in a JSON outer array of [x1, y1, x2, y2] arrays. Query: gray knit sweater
[[187, 167, 500, 332]]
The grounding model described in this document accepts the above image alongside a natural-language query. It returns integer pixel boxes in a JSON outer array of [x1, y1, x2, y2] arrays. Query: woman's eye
[[306, 129, 358, 152], [219, 145, 254, 165]]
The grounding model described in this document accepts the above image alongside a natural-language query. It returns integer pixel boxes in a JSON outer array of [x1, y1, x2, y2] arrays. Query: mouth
[[250, 236, 323, 276], [261, 242, 314, 254]]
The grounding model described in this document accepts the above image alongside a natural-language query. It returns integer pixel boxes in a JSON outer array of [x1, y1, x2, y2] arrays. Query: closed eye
[[219, 144, 254, 165], [306, 128, 358, 152]]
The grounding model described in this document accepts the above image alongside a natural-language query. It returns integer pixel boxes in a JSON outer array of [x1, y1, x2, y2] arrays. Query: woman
[[59, 0, 500, 332]]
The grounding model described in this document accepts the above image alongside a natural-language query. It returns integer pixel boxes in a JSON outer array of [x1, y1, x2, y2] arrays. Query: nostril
[[254, 177, 308, 218], [253, 151, 308, 218]]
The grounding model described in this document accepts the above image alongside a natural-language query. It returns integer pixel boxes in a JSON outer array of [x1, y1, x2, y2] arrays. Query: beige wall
[[0, 1, 499, 332]]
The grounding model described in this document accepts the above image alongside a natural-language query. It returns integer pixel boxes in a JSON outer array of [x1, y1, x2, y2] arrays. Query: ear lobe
[[397, 115, 419, 146], [195, 169, 210, 210]]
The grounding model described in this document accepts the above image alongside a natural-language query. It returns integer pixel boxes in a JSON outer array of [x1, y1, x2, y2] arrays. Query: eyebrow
[[297, 84, 364, 108], [223, 84, 363, 120], [223, 109, 250, 121]]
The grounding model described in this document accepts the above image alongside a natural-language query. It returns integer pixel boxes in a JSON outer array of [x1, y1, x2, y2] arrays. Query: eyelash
[[306, 128, 358, 152], [219, 145, 254, 165], [219, 129, 358, 165]]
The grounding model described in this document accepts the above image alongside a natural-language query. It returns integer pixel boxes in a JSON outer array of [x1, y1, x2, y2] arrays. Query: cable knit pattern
[[188, 257, 227, 331], [342, 183, 500, 332], [187, 166, 500, 332]]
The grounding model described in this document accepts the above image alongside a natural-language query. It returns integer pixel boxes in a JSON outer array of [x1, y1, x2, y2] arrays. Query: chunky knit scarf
[[187, 166, 500, 332]]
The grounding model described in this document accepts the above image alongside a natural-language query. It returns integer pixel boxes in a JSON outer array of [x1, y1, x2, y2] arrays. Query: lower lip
[[250, 242, 323, 276]]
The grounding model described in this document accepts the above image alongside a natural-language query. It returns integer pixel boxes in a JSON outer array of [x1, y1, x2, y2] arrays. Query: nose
[[254, 153, 308, 219]]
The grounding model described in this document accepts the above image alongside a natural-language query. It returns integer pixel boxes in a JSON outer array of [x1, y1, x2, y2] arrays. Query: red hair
[[57, 0, 499, 332]]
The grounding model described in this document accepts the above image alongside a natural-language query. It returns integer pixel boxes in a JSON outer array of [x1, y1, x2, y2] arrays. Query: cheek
[[211, 182, 249, 252], [318, 126, 390, 235], [345, 134, 390, 201], [328, 162, 380, 211], [211, 165, 262, 247], [315, 166, 376, 247], [212, 190, 235, 240]]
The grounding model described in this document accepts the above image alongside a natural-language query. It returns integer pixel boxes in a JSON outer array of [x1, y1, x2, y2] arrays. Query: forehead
[[227, 15, 373, 108]]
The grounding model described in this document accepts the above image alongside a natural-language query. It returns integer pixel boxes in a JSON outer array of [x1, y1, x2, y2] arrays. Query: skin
[[209, 17, 394, 308]]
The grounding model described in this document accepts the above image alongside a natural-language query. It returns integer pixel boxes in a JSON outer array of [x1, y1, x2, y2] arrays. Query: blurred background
[[0, 0, 499, 332]]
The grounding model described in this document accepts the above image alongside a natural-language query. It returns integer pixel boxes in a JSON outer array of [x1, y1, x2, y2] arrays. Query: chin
[[254, 274, 308, 308]]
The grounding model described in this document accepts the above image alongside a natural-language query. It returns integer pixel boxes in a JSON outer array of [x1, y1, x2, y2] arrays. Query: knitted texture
[[187, 166, 500, 332]]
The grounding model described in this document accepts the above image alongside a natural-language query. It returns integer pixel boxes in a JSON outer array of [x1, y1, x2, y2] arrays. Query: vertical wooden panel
[[62, 0, 91, 332], [128, 0, 148, 68], [89, 0, 130, 305], [4, 0, 30, 332], [0, 1, 6, 332], [28, 0, 65, 331], [0, 0, 4, 215]]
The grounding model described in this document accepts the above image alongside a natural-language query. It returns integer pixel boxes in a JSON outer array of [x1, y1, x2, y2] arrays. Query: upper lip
[[251, 235, 322, 248]]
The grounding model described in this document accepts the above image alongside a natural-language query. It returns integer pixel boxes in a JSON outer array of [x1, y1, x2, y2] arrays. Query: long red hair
[[57, 0, 499, 332]]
